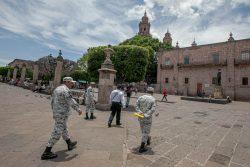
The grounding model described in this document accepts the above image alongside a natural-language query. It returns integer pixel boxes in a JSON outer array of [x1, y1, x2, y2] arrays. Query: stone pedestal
[[7, 69, 11, 80], [13, 67, 18, 81], [53, 53, 63, 88], [32, 64, 39, 83], [20, 64, 26, 85], [38, 80, 42, 88], [48, 80, 54, 93], [213, 86, 223, 99], [96, 46, 117, 111]]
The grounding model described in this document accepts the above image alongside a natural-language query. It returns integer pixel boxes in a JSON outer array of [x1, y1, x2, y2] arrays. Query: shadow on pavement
[[48, 149, 78, 162], [131, 146, 155, 155], [156, 100, 176, 104]]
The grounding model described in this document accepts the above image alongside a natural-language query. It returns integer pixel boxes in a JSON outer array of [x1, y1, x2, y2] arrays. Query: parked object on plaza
[[108, 85, 125, 127], [135, 87, 156, 153], [41, 77, 83, 160]]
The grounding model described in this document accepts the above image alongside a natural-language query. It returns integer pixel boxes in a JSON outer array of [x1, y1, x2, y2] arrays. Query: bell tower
[[138, 11, 151, 37], [163, 29, 172, 45]]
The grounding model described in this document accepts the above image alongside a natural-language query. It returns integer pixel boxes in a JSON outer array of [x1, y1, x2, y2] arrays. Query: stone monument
[[32, 63, 39, 83], [213, 86, 223, 99], [7, 69, 11, 80], [20, 64, 27, 85], [96, 45, 117, 111], [53, 50, 64, 88], [12, 66, 18, 81], [213, 70, 223, 98]]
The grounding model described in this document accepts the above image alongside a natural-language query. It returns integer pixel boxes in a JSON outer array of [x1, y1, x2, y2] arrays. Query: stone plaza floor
[[0, 83, 250, 167]]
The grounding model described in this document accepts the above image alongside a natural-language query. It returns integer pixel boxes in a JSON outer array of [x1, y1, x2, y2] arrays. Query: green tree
[[78, 53, 89, 72], [0, 66, 12, 76], [70, 70, 89, 81], [119, 35, 172, 84], [84, 45, 149, 83], [26, 69, 33, 79], [42, 74, 51, 81]]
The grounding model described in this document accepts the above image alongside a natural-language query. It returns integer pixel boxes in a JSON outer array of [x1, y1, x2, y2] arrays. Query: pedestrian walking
[[41, 77, 83, 160], [108, 85, 125, 127], [125, 85, 132, 108], [161, 88, 167, 101], [134, 87, 138, 96], [135, 87, 156, 153], [84, 82, 96, 119]]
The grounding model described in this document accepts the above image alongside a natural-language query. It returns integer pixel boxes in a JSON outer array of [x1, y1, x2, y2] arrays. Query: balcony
[[178, 60, 227, 68], [160, 64, 174, 69], [234, 59, 250, 66]]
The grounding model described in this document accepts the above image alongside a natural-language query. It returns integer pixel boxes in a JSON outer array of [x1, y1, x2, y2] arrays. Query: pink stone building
[[156, 33, 250, 101]]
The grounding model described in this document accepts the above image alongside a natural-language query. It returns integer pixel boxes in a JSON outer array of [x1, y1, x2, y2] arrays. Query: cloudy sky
[[0, 0, 250, 66]]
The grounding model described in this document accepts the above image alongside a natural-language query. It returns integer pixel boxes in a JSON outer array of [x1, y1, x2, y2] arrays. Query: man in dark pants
[[108, 85, 125, 127], [126, 85, 132, 108]]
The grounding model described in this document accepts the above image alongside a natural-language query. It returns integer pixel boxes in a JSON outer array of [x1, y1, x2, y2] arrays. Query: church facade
[[137, 12, 250, 101]]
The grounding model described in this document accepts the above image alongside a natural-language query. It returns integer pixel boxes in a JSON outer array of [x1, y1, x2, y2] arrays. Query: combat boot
[[116, 122, 122, 126], [41, 147, 57, 160], [108, 121, 112, 127], [139, 142, 148, 153], [147, 136, 151, 146], [84, 113, 89, 120], [90, 113, 96, 119], [66, 139, 77, 151]]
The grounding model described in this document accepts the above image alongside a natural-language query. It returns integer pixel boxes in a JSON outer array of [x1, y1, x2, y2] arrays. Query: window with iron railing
[[242, 77, 248, 85], [165, 78, 169, 83], [165, 59, 171, 65], [241, 51, 250, 61], [212, 53, 219, 64], [212, 77, 217, 85], [184, 57, 189, 65]]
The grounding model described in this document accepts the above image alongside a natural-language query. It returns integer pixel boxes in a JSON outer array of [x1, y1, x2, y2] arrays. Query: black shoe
[[139, 142, 148, 153], [84, 113, 89, 120], [41, 147, 57, 160], [108, 122, 111, 128], [66, 139, 77, 151], [116, 122, 122, 126], [90, 113, 96, 119], [147, 136, 151, 146]]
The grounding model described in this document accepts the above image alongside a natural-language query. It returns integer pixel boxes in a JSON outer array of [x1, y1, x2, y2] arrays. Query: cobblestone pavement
[[0, 83, 250, 167], [0, 83, 125, 167], [124, 93, 250, 167]]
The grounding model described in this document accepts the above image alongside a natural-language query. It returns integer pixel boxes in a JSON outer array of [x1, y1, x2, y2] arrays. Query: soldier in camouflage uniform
[[84, 82, 96, 119], [41, 77, 83, 160], [135, 87, 156, 153]]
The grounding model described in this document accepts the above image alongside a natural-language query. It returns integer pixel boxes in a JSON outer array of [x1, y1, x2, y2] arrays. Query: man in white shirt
[[108, 85, 125, 127]]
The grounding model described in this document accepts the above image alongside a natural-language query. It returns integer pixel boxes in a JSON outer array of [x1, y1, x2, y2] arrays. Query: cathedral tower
[[138, 11, 151, 37]]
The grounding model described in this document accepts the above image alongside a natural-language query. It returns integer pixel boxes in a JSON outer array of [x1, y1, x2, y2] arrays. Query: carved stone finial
[[104, 45, 114, 61], [176, 41, 179, 48], [228, 32, 234, 41]]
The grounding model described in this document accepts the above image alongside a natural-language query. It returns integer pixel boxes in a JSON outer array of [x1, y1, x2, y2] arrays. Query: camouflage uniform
[[135, 95, 156, 143], [47, 84, 80, 147], [85, 86, 95, 114]]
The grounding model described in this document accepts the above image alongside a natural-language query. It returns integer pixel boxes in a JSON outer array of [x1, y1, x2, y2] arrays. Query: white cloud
[[0, 0, 249, 54], [0, 58, 13, 66], [0, 0, 136, 53]]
